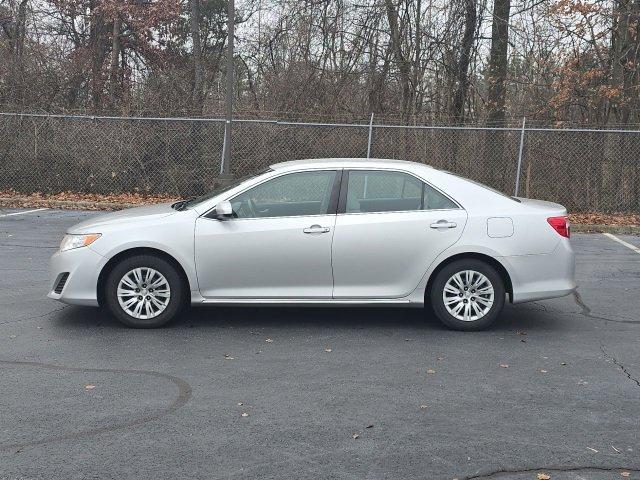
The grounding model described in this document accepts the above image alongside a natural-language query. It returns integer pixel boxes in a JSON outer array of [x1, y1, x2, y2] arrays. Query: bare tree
[[451, 0, 477, 122], [486, 0, 511, 125]]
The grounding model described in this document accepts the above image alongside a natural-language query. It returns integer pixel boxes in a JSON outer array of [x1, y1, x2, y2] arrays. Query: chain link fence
[[1, 112, 639, 212]]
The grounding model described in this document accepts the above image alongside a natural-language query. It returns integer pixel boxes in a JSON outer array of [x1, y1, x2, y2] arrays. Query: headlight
[[60, 233, 101, 252]]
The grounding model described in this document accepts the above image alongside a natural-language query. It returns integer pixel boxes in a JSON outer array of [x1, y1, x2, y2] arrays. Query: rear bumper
[[502, 239, 576, 303], [47, 246, 105, 306]]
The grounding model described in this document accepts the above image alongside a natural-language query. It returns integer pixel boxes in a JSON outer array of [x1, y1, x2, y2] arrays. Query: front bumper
[[47, 246, 106, 306], [503, 238, 576, 304]]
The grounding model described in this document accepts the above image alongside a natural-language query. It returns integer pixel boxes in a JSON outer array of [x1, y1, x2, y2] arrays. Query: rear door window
[[344, 170, 457, 213]]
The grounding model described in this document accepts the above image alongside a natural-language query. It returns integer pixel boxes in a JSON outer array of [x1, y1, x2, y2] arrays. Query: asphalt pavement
[[1, 208, 639, 480]]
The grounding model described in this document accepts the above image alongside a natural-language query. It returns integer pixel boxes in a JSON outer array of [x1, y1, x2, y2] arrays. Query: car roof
[[270, 158, 432, 170]]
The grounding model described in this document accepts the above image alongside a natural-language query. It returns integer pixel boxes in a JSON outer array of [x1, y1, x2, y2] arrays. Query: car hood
[[68, 202, 177, 233]]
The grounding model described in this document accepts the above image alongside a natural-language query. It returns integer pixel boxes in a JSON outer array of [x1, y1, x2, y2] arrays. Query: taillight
[[547, 216, 570, 238]]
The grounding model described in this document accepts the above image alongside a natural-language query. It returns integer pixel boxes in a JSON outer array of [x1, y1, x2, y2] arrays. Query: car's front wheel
[[429, 259, 505, 331], [104, 254, 185, 328]]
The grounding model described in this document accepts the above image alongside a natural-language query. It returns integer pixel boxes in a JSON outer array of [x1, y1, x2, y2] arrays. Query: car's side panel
[[194, 215, 336, 298], [331, 209, 468, 298]]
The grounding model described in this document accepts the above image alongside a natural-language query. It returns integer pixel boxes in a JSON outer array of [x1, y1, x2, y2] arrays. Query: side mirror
[[214, 200, 233, 220]]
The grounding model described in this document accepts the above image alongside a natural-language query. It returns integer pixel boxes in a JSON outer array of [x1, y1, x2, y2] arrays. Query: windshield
[[180, 168, 273, 209]]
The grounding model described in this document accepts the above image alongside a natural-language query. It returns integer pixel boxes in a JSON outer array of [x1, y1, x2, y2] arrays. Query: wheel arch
[[97, 247, 191, 307], [425, 252, 513, 303]]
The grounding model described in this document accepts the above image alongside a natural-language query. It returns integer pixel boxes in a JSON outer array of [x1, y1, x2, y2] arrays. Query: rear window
[[445, 172, 521, 203]]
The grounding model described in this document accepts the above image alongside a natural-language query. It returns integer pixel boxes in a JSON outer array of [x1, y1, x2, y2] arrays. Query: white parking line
[[0, 208, 49, 218], [602, 232, 640, 255]]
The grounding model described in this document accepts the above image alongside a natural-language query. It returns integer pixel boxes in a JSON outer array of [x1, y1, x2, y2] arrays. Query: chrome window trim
[[341, 166, 464, 215], [201, 168, 342, 221]]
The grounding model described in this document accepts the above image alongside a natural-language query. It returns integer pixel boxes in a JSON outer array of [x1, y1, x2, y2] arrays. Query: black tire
[[429, 259, 505, 331], [104, 254, 186, 328]]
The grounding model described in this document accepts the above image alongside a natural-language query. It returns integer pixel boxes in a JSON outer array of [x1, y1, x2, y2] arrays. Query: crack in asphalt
[[601, 345, 640, 388], [0, 243, 58, 249], [461, 465, 640, 480], [572, 290, 639, 325], [0, 304, 71, 326], [0, 360, 192, 453]]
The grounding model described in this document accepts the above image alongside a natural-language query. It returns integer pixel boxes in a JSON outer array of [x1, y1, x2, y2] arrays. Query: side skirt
[[196, 298, 422, 307]]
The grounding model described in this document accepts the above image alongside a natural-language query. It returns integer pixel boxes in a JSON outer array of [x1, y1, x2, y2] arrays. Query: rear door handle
[[430, 220, 457, 229], [303, 224, 331, 234]]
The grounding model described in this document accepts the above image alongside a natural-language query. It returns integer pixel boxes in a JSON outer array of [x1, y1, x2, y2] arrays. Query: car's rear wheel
[[429, 259, 505, 331], [105, 254, 185, 328]]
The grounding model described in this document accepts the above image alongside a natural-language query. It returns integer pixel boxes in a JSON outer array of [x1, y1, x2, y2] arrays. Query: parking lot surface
[[1, 208, 639, 480]]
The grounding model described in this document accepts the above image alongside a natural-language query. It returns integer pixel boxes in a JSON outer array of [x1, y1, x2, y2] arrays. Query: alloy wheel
[[442, 270, 495, 322], [117, 267, 171, 319]]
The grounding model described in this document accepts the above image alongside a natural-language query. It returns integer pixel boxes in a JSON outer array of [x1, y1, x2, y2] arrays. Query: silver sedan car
[[49, 158, 576, 330]]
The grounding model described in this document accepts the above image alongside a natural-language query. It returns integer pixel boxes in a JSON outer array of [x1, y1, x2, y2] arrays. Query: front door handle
[[430, 220, 457, 229], [303, 224, 331, 234]]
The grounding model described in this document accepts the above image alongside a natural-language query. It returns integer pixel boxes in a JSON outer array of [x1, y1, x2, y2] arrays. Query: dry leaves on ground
[[569, 212, 640, 226], [0, 189, 178, 210], [84, 384, 96, 390], [537, 474, 551, 480]]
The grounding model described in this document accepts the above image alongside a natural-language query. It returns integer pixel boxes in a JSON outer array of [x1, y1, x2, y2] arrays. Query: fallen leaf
[[352, 433, 359, 439], [427, 369, 436, 374], [537, 474, 551, 480], [241, 412, 249, 417], [500, 364, 509, 368], [587, 447, 599, 453], [539, 369, 548, 373], [84, 384, 96, 390], [265, 338, 273, 343], [324, 348, 332, 352], [621, 471, 630, 477]]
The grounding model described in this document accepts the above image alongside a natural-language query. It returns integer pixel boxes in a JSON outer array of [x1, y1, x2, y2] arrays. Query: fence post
[[514, 117, 526, 196], [220, 0, 235, 177], [366, 113, 374, 159]]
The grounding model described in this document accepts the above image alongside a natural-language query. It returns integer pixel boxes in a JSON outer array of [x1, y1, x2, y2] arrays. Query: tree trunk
[[611, 0, 640, 124], [486, 0, 511, 125], [190, 0, 205, 114], [14, 0, 28, 56], [88, 1, 108, 111], [451, 0, 477, 123], [384, 0, 411, 119], [109, 14, 122, 105]]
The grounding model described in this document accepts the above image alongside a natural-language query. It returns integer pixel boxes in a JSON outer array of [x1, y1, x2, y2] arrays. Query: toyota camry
[[49, 158, 576, 330]]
